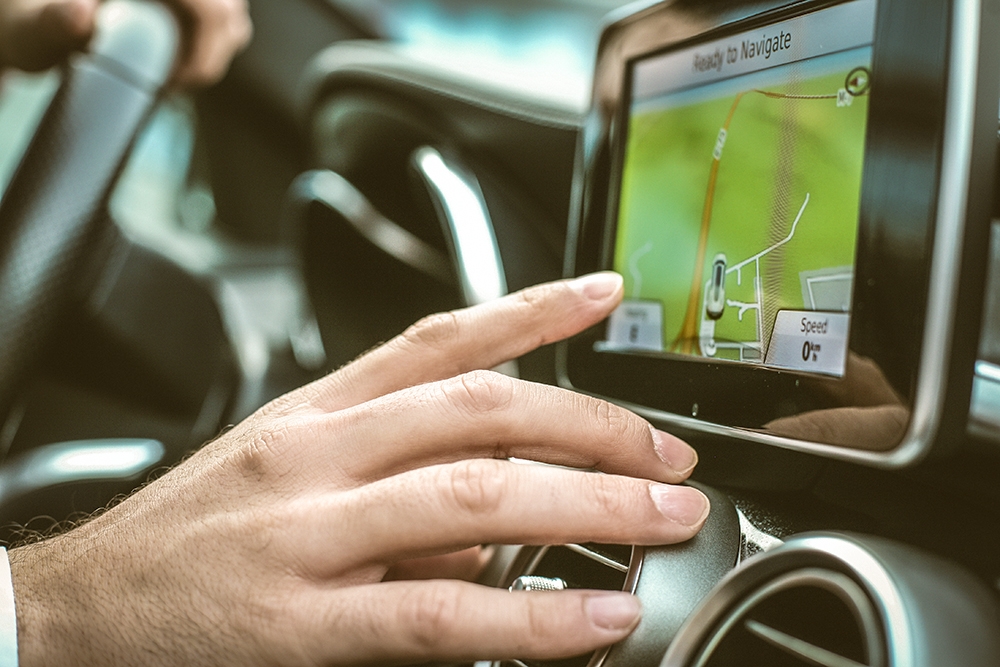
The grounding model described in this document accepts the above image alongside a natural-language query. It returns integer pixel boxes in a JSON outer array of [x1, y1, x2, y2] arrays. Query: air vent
[[497, 543, 641, 667], [663, 533, 1000, 667], [691, 568, 884, 667]]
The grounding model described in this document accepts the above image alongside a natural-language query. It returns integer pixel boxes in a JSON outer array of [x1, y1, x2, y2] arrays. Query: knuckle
[[401, 312, 462, 352], [237, 419, 297, 482], [241, 429, 282, 481], [524, 598, 558, 644], [441, 371, 515, 417], [440, 460, 506, 517], [513, 282, 556, 313], [592, 399, 630, 441], [509, 281, 581, 348], [589, 473, 631, 519], [399, 585, 463, 652]]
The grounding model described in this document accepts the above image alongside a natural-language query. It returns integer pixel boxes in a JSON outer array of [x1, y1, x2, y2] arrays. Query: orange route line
[[669, 87, 853, 354]]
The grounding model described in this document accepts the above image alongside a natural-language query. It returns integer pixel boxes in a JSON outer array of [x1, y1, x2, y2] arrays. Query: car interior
[[1, 0, 1000, 665]]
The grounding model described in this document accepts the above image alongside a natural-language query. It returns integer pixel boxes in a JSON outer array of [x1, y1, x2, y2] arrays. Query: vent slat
[[692, 569, 881, 667], [502, 545, 635, 667], [744, 619, 870, 667], [565, 544, 630, 573], [528, 546, 628, 592]]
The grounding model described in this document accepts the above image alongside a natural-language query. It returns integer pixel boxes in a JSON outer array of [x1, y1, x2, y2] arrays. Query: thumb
[[1, 0, 97, 72]]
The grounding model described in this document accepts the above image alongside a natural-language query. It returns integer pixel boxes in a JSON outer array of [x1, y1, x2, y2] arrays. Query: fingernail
[[570, 272, 623, 301], [651, 427, 698, 474], [649, 484, 710, 527], [585, 593, 642, 631]]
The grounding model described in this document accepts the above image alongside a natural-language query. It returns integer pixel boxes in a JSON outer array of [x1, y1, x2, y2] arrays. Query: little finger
[[296, 581, 642, 665]]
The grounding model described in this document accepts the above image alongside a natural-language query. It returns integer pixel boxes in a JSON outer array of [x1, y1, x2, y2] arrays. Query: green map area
[[615, 49, 871, 362]]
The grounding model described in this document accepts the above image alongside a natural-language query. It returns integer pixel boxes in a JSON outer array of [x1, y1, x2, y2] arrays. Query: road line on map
[[670, 84, 848, 354]]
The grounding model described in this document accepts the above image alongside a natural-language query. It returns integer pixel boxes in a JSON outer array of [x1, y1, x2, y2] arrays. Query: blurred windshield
[[328, 0, 639, 111]]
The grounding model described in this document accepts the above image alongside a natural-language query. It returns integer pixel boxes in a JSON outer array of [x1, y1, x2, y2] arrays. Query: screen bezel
[[559, 0, 999, 467]]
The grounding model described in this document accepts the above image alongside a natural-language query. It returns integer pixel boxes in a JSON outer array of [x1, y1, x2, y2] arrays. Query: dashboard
[[237, 0, 1000, 664], [327, 0, 631, 112], [509, 0, 1000, 664], [2, 0, 1000, 665]]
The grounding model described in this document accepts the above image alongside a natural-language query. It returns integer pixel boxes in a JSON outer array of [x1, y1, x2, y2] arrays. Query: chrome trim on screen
[[895, 0, 984, 466]]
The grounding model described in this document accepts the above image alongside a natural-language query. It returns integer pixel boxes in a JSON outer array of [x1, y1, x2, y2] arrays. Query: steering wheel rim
[[0, 0, 179, 424]]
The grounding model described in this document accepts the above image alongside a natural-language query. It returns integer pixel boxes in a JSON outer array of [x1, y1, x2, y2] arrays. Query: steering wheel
[[0, 0, 179, 424]]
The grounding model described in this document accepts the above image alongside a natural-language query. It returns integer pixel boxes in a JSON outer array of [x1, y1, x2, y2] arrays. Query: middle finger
[[314, 370, 698, 484]]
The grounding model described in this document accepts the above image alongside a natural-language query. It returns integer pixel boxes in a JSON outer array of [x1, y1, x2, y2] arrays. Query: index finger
[[294, 272, 625, 414]]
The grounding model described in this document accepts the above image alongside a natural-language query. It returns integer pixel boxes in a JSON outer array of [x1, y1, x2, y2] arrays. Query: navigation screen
[[603, 0, 876, 377]]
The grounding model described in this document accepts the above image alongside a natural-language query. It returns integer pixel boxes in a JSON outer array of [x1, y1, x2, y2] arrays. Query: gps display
[[603, 0, 876, 377]]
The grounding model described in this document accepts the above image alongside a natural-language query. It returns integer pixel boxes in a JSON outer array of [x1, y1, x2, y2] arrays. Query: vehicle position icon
[[706, 253, 727, 320], [845, 66, 871, 96]]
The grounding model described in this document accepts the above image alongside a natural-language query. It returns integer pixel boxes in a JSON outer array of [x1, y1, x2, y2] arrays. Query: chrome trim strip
[[551, 388, 910, 467], [509, 575, 567, 592], [0, 439, 165, 507], [661, 534, 912, 667], [736, 508, 784, 565], [495, 545, 644, 667], [897, 0, 984, 466], [975, 360, 1000, 383], [794, 536, 912, 666], [969, 361, 1000, 436], [565, 544, 630, 573], [692, 570, 880, 667], [288, 170, 452, 284], [412, 147, 508, 307], [625, 545, 645, 595], [521, 546, 550, 578], [586, 545, 645, 667]]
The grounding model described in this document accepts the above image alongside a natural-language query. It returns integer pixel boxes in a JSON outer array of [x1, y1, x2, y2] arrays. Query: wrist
[[9, 539, 90, 667]]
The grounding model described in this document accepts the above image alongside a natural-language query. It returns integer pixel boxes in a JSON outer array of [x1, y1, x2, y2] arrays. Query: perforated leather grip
[[0, 1, 178, 417]]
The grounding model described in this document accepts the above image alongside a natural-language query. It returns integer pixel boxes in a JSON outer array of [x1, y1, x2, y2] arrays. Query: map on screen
[[605, 13, 874, 376]]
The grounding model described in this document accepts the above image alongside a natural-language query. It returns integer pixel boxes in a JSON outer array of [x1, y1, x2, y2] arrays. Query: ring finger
[[290, 459, 709, 575]]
